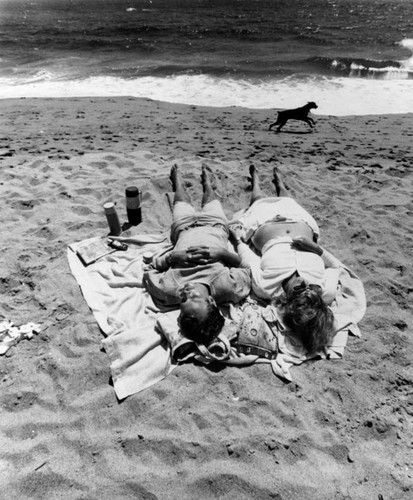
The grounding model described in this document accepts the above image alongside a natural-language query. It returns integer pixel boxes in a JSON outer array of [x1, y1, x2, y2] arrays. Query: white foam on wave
[[349, 62, 412, 79], [349, 38, 413, 78], [399, 38, 413, 70], [0, 73, 412, 116]]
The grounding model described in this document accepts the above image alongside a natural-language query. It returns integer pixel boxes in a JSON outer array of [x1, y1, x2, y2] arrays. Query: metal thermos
[[125, 186, 142, 225], [103, 202, 121, 236]]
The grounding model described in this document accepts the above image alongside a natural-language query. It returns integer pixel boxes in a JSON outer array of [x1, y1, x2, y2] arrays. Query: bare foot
[[170, 163, 180, 191], [201, 164, 214, 189], [272, 166, 289, 196], [170, 163, 192, 203], [249, 164, 259, 189], [201, 164, 219, 205]]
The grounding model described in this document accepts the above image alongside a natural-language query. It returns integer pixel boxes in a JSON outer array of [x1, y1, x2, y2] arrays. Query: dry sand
[[0, 96, 412, 499]]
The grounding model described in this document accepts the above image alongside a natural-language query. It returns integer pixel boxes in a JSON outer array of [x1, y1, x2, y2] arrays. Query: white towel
[[67, 234, 176, 400]]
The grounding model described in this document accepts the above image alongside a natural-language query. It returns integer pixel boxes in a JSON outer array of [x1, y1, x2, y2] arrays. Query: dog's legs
[[305, 117, 315, 128], [276, 121, 285, 132], [269, 113, 281, 131]]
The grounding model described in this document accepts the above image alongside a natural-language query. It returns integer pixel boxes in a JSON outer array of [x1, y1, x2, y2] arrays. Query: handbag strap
[[196, 334, 232, 362]]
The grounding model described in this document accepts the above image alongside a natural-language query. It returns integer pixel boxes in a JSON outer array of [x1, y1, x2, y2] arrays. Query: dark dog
[[268, 102, 318, 132]]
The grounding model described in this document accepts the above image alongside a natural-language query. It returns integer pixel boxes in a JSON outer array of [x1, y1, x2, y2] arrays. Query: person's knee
[[173, 201, 196, 221], [202, 199, 226, 219]]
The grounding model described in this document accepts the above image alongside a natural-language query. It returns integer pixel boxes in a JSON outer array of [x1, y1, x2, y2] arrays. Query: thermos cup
[[125, 186, 142, 225], [103, 202, 122, 236]]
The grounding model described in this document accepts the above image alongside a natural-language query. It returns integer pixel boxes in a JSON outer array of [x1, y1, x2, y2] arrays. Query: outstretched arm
[[235, 241, 260, 270]]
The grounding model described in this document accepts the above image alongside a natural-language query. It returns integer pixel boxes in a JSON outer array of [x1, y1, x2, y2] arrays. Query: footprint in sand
[[71, 206, 94, 216]]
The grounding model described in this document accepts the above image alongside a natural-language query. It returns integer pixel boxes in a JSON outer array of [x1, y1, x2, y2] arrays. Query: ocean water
[[0, 0, 412, 115]]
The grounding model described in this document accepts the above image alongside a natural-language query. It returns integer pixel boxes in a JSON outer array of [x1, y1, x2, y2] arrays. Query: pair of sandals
[[0, 320, 41, 355], [169, 330, 233, 363]]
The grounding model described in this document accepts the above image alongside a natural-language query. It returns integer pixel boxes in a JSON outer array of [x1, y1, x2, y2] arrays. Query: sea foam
[[399, 38, 413, 70], [0, 73, 411, 116]]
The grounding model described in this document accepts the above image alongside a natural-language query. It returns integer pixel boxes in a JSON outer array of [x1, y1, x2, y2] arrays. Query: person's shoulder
[[211, 266, 249, 287], [226, 267, 252, 294], [228, 265, 251, 276]]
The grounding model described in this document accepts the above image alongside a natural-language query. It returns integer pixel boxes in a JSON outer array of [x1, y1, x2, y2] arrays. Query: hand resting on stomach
[[251, 221, 315, 253]]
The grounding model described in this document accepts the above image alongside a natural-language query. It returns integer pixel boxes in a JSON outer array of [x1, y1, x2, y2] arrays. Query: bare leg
[[201, 165, 218, 206], [170, 164, 191, 204], [249, 164, 267, 205], [272, 166, 289, 197]]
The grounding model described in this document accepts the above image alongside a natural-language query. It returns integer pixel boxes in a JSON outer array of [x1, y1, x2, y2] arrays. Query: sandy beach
[[0, 96, 412, 499]]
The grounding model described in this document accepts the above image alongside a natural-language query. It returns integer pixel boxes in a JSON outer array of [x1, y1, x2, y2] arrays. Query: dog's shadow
[[274, 129, 314, 135]]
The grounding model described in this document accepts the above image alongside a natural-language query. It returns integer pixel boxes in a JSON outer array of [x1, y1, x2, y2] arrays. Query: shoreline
[[0, 96, 412, 499], [1, 69, 413, 115], [2, 93, 413, 118]]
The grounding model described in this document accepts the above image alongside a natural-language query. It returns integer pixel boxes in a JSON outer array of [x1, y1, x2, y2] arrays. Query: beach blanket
[[67, 234, 176, 400], [67, 235, 262, 399], [68, 235, 366, 398]]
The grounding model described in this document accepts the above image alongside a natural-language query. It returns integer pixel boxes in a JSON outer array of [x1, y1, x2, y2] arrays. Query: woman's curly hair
[[179, 302, 225, 346], [280, 286, 335, 354]]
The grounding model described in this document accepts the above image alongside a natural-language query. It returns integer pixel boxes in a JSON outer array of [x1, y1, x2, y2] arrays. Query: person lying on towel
[[230, 165, 346, 355], [143, 164, 251, 346]]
